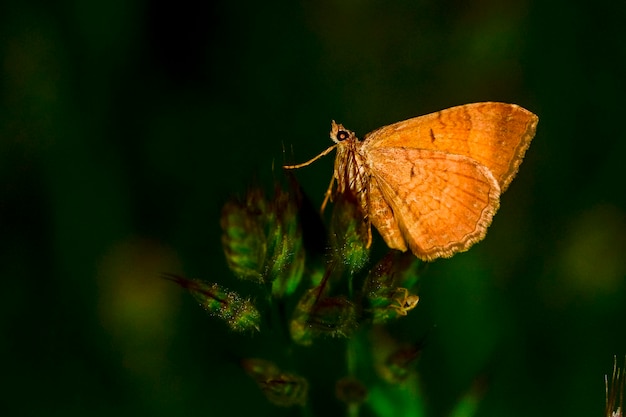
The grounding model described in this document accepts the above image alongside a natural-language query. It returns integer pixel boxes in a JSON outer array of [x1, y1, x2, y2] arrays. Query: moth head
[[330, 120, 356, 144]]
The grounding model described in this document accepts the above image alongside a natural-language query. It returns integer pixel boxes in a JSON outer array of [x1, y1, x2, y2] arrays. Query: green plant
[[606, 356, 625, 417], [167, 174, 482, 417]]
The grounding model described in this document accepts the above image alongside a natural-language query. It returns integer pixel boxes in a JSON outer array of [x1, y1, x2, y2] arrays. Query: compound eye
[[336, 130, 350, 141]]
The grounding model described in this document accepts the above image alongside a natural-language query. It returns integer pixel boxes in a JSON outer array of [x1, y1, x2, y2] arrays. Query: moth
[[284, 102, 538, 261]]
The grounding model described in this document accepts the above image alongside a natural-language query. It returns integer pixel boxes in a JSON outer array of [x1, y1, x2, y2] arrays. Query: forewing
[[362, 102, 538, 191], [367, 147, 501, 261]]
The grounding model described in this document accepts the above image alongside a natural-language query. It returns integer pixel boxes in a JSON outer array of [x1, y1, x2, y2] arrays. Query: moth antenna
[[283, 144, 338, 169]]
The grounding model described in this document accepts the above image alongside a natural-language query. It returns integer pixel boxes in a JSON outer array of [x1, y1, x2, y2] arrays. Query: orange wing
[[366, 148, 501, 261], [362, 102, 538, 192]]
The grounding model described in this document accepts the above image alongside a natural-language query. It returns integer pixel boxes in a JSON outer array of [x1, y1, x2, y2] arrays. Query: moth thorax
[[334, 142, 369, 212]]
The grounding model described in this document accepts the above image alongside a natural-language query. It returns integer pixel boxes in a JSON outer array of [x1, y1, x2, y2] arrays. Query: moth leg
[[320, 175, 336, 214], [364, 217, 372, 248]]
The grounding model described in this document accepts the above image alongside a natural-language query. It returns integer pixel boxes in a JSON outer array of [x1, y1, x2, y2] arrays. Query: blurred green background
[[2, 0, 625, 416]]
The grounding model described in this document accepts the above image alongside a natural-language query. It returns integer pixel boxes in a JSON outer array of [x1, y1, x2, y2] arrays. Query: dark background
[[2, 0, 625, 416]]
